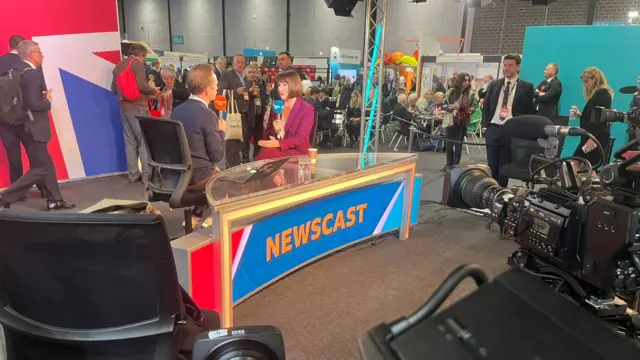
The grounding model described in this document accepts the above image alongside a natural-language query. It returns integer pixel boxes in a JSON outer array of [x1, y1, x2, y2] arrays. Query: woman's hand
[[273, 119, 284, 133], [258, 136, 280, 148], [352, 117, 360, 121], [584, 139, 597, 152], [451, 103, 459, 110]]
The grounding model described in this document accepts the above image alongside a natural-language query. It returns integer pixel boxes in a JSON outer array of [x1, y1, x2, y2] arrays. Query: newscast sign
[[330, 47, 361, 65]]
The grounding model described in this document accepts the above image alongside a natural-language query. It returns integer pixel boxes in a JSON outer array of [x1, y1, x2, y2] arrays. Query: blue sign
[[172, 35, 184, 46], [231, 178, 421, 302]]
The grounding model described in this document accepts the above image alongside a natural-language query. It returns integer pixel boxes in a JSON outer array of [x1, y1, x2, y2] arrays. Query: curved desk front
[[171, 153, 421, 327]]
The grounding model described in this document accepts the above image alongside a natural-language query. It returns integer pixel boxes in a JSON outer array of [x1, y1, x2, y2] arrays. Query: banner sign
[[330, 47, 362, 65], [230, 178, 420, 302]]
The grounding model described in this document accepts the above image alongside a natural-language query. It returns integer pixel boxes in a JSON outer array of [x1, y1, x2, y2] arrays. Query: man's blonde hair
[[187, 64, 215, 95]]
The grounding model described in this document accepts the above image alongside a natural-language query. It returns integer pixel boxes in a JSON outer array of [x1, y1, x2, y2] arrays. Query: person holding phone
[[255, 70, 314, 160], [571, 67, 613, 172]]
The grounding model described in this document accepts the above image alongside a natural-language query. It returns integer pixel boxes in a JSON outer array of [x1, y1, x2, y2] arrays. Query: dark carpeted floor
[[1, 144, 518, 360]]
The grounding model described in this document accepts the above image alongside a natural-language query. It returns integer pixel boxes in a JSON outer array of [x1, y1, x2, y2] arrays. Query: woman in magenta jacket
[[255, 70, 315, 160]]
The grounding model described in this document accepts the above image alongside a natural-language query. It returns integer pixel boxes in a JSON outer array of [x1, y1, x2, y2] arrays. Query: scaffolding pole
[[359, 0, 388, 155]]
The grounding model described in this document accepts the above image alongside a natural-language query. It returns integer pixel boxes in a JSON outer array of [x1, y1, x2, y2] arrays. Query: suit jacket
[[0, 52, 22, 74], [15, 62, 51, 143], [534, 77, 562, 121], [481, 77, 535, 128], [247, 80, 268, 126], [214, 66, 223, 82], [170, 99, 225, 175], [218, 70, 250, 113], [264, 98, 314, 156]]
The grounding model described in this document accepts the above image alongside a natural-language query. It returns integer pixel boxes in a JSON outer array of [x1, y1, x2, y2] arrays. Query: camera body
[[443, 164, 640, 303]]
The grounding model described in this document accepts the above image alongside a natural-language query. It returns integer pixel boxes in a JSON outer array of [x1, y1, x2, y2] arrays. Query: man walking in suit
[[218, 54, 250, 167], [111, 44, 160, 183], [0, 40, 74, 210], [0, 35, 26, 188], [482, 54, 535, 187], [214, 57, 227, 81], [534, 63, 562, 122]]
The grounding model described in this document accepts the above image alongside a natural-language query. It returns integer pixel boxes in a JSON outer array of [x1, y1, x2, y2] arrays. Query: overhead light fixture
[[629, 11, 639, 17], [319, 52, 323, 55]]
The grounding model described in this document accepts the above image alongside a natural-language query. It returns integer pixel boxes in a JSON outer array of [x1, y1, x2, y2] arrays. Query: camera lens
[[458, 169, 502, 209]]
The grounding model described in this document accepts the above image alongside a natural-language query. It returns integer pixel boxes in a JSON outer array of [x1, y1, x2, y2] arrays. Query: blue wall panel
[[521, 25, 640, 161]]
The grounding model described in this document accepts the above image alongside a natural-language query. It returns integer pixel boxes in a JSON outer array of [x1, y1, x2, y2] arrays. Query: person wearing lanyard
[[481, 54, 535, 187]]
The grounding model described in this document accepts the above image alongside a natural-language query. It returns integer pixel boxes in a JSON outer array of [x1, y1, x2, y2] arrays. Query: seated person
[[428, 92, 446, 122], [171, 64, 226, 192], [256, 70, 314, 160], [345, 91, 363, 148], [416, 90, 435, 111], [315, 89, 337, 147]]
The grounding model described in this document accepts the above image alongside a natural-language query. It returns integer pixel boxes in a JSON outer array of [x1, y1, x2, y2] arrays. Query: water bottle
[[569, 106, 578, 121]]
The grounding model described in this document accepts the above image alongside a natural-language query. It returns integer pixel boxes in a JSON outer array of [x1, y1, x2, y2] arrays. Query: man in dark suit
[[214, 56, 226, 82], [0, 40, 74, 210], [245, 62, 268, 160], [534, 63, 562, 122], [218, 54, 250, 167], [171, 64, 226, 192], [482, 54, 535, 187], [0, 35, 26, 188]]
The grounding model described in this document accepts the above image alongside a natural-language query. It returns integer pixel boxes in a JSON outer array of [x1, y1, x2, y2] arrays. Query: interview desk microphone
[[273, 99, 285, 140]]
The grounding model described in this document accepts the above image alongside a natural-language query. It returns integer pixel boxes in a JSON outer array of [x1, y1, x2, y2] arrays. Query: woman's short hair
[[187, 64, 215, 95], [434, 92, 445, 98], [408, 93, 418, 104], [277, 70, 303, 99], [160, 66, 176, 79]]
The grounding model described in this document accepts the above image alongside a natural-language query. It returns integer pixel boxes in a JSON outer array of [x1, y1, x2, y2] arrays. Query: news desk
[[171, 153, 421, 327]]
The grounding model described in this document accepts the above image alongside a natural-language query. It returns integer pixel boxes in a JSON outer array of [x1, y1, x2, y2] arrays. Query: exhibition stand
[[521, 25, 640, 161], [171, 153, 422, 327], [419, 54, 502, 93]]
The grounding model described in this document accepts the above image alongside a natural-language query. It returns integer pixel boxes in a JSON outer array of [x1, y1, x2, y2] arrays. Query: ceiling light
[[629, 11, 639, 17]]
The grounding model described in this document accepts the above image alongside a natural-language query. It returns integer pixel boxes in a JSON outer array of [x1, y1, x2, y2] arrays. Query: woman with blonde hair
[[572, 67, 613, 170], [346, 91, 363, 147]]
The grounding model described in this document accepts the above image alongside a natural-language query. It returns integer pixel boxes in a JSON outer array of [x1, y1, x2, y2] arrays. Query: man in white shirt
[[534, 63, 563, 121], [481, 54, 535, 187]]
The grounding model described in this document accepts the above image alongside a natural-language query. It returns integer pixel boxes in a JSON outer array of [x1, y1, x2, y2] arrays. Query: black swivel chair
[[137, 116, 208, 234], [0, 210, 181, 360], [500, 137, 555, 186]]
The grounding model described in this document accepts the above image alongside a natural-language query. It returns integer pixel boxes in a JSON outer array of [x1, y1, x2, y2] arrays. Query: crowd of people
[[0, 32, 637, 212]]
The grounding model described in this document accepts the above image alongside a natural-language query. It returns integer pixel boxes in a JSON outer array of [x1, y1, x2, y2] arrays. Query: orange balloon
[[390, 52, 404, 65], [413, 49, 419, 60]]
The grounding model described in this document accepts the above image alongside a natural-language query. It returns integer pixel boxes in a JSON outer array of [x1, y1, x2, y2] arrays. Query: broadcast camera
[[440, 143, 640, 337]]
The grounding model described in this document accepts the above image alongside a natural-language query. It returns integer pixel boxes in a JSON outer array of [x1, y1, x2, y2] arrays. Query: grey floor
[[0, 143, 518, 360]]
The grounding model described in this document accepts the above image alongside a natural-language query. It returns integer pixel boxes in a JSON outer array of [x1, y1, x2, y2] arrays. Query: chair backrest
[[510, 137, 547, 166], [467, 108, 482, 132], [0, 210, 181, 360], [138, 116, 193, 208]]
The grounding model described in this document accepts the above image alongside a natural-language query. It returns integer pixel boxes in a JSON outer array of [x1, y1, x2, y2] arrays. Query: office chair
[[500, 137, 551, 186], [137, 116, 208, 235], [0, 210, 181, 360]]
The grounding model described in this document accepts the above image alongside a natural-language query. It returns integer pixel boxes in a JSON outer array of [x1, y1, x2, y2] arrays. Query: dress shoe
[[46, 200, 76, 211], [0, 197, 10, 209]]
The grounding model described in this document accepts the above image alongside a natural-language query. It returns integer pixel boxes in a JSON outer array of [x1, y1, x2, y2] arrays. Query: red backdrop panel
[[0, 0, 119, 188]]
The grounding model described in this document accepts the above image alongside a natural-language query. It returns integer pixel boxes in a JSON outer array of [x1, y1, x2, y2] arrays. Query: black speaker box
[[325, 0, 362, 17]]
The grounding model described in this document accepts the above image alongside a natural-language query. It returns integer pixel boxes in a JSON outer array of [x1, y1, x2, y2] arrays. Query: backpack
[[0, 68, 30, 126], [116, 59, 142, 101]]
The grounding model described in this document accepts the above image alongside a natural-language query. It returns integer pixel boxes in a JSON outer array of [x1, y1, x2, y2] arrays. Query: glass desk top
[[205, 153, 417, 207]]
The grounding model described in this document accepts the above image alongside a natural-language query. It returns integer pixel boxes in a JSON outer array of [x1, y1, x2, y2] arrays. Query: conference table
[[171, 153, 422, 327]]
